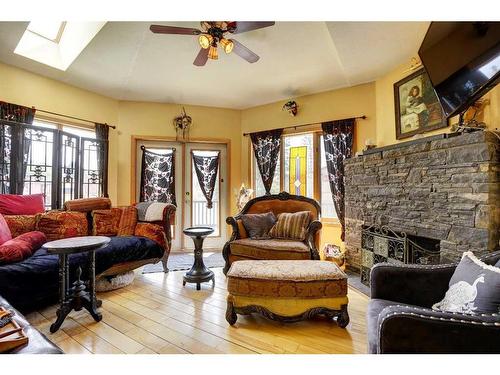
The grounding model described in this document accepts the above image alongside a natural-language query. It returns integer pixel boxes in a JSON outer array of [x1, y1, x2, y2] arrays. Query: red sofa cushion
[[0, 194, 45, 215], [0, 214, 12, 245], [0, 231, 46, 264]]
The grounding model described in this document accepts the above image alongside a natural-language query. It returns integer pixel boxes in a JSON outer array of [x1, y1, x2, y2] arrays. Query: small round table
[[42, 236, 110, 333], [182, 226, 215, 290]]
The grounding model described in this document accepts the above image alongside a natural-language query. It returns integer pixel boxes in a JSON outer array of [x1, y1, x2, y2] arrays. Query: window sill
[[321, 217, 340, 226]]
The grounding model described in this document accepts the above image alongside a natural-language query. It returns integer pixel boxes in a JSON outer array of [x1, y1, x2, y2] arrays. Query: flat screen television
[[418, 22, 500, 119]]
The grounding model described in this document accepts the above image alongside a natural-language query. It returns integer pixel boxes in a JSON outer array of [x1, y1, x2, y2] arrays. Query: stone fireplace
[[344, 131, 500, 271]]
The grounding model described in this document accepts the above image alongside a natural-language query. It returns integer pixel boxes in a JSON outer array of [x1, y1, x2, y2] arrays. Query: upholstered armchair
[[367, 250, 500, 354], [222, 192, 322, 275]]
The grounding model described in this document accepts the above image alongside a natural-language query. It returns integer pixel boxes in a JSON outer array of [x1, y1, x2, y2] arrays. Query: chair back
[[238, 192, 320, 221]]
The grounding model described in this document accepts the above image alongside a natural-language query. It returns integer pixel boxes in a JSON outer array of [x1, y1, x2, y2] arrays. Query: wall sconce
[[173, 107, 192, 141], [282, 100, 298, 116]]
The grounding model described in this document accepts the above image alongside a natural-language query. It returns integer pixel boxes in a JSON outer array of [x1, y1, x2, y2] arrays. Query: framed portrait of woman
[[394, 68, 447, 140]]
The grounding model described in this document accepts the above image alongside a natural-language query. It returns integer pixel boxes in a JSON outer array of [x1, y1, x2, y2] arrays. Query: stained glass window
[[283, 133, 314, 198]]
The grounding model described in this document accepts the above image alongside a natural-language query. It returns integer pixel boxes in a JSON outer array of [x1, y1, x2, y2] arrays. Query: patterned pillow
[[117, 206, 138, 236], [3, 214, 38, 238], [92, 208, 122, 236], [268, 211, 311, 241], [240, 212, 277, 239], [432, 251, 500, 314], [0, 231, 46, 264], [36, 211, 89, 241]]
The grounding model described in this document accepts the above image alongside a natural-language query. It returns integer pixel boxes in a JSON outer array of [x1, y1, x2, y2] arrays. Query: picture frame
[[394, 68, 447, 140]]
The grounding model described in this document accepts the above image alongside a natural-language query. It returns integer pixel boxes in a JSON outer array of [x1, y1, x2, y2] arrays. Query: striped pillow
[[268, 211, 311, 241]]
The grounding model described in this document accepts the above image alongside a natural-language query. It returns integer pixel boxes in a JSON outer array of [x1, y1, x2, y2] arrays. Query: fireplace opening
[[360, 225, 441, 286]]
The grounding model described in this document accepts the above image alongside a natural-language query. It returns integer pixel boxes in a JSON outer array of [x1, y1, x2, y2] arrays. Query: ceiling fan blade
[[232, 39, 260, 63], [150, 25, 201, 35], [231, 21, 275, 34], [193, 48, 209, 66]]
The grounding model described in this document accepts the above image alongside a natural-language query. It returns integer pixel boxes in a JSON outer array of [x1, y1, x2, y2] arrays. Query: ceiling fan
[[149, 21, 275, 66]]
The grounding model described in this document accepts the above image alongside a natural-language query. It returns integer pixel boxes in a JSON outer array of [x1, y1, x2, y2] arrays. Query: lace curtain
[[250, 129, 283, 195], [322, 118, 355, 241], [0, 101, 36, 194], [192, 152, 220, 209], [139, 146, 176, 205]]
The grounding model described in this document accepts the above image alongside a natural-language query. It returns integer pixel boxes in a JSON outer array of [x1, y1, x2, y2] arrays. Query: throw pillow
[[432, 251, 500, 314], [0, 214, 12, 245], [0, 194, 45, 215], [0, 231, 46, 264], [117, 206, 138, 236], [3, 214, 38, 237], [268, 211, 311, 241], [240, 212, 277, 239], [36, 211, 88, 241], [63, 197, 112, 212], [92, 208, 123, 236]]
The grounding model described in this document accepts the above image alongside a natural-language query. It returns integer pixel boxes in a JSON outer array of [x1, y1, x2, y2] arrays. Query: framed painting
[[394, 68, 447, 140]]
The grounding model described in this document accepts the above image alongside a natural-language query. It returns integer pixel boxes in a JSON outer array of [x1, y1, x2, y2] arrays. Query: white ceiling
[[0, 21, 429, 109]]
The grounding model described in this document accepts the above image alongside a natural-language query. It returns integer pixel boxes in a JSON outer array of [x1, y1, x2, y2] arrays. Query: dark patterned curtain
[[250, 129, 283, 195], [140, 146, 176, 205], [322, 118, 355, 241], [192, 151, 220, 209], [0, 102, 36, 194], [95, 123, 109, 197]]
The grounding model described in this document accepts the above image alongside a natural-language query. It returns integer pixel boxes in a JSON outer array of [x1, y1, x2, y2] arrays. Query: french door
[[136, 140, 228, 252]]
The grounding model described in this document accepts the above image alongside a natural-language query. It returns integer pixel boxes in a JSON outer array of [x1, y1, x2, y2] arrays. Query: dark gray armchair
[[367, 250, 500, 354]]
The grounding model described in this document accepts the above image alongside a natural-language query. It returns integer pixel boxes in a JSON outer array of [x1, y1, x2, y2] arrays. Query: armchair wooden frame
[[222, 191, 322, 274]]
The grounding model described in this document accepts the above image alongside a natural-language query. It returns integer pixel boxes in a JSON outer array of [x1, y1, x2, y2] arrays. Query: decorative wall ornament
[[282, 100, 298, 116], [235, 183, 254, 211], [173, 107, 192, 141]]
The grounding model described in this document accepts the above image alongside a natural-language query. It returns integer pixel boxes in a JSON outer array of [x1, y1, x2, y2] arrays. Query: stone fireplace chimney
[[344, 131, 500, 271]]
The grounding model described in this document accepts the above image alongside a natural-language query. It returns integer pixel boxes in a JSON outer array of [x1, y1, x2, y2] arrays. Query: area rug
[[142, 252, 225, 273]]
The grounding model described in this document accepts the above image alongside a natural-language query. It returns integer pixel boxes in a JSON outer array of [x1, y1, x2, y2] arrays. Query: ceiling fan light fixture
[[198, 34, 212, 49], [208, 45, 218, 60], [220, 38, 234, 54]]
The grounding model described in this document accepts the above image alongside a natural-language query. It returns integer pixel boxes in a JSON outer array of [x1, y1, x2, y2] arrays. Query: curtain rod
[[242, 115, 366, 137], [34, 108, 117, 129]]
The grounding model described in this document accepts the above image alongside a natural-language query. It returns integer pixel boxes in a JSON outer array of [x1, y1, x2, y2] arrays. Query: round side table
[[42, 236, 110, 333], [182, 226, 215, 290]]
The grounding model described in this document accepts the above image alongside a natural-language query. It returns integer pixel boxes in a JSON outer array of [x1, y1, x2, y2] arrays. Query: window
[[0, 119, 107, 210], [283, 133, 314, 198], [253, 156, 280, 196], [252, 130, 339, 219]]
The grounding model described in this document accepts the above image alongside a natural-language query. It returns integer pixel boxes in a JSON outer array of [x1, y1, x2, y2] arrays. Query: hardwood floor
[[26, 268, 369, 354]]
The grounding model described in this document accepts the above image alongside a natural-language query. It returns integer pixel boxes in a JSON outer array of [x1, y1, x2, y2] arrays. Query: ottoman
[[225, 260, 349, 327]]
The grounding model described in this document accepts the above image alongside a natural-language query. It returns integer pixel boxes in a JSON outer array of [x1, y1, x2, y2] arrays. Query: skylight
[[26, 21, 66, 42], [14, 21, 106, 71]]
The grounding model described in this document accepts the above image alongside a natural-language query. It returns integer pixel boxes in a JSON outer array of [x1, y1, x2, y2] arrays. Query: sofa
[[0, 197, 175, 312], [222, 192, 322, 274], [367, 250, 500, 354]]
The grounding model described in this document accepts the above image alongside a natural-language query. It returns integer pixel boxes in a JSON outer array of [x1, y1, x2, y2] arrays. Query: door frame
[[130, 135, 232, 248]]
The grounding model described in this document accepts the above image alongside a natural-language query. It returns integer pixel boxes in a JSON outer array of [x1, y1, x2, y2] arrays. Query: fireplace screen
[[360, 225, 440, 286]]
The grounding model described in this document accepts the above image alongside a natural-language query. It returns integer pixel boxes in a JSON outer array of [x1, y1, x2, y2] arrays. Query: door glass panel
[[191, 150, 219, 236], [80, 138, 101, 198], [283, 133, 314, 198]]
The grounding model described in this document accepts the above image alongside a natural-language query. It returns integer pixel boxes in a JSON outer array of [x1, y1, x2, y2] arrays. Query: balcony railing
[[192, 200, 219, 236]]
